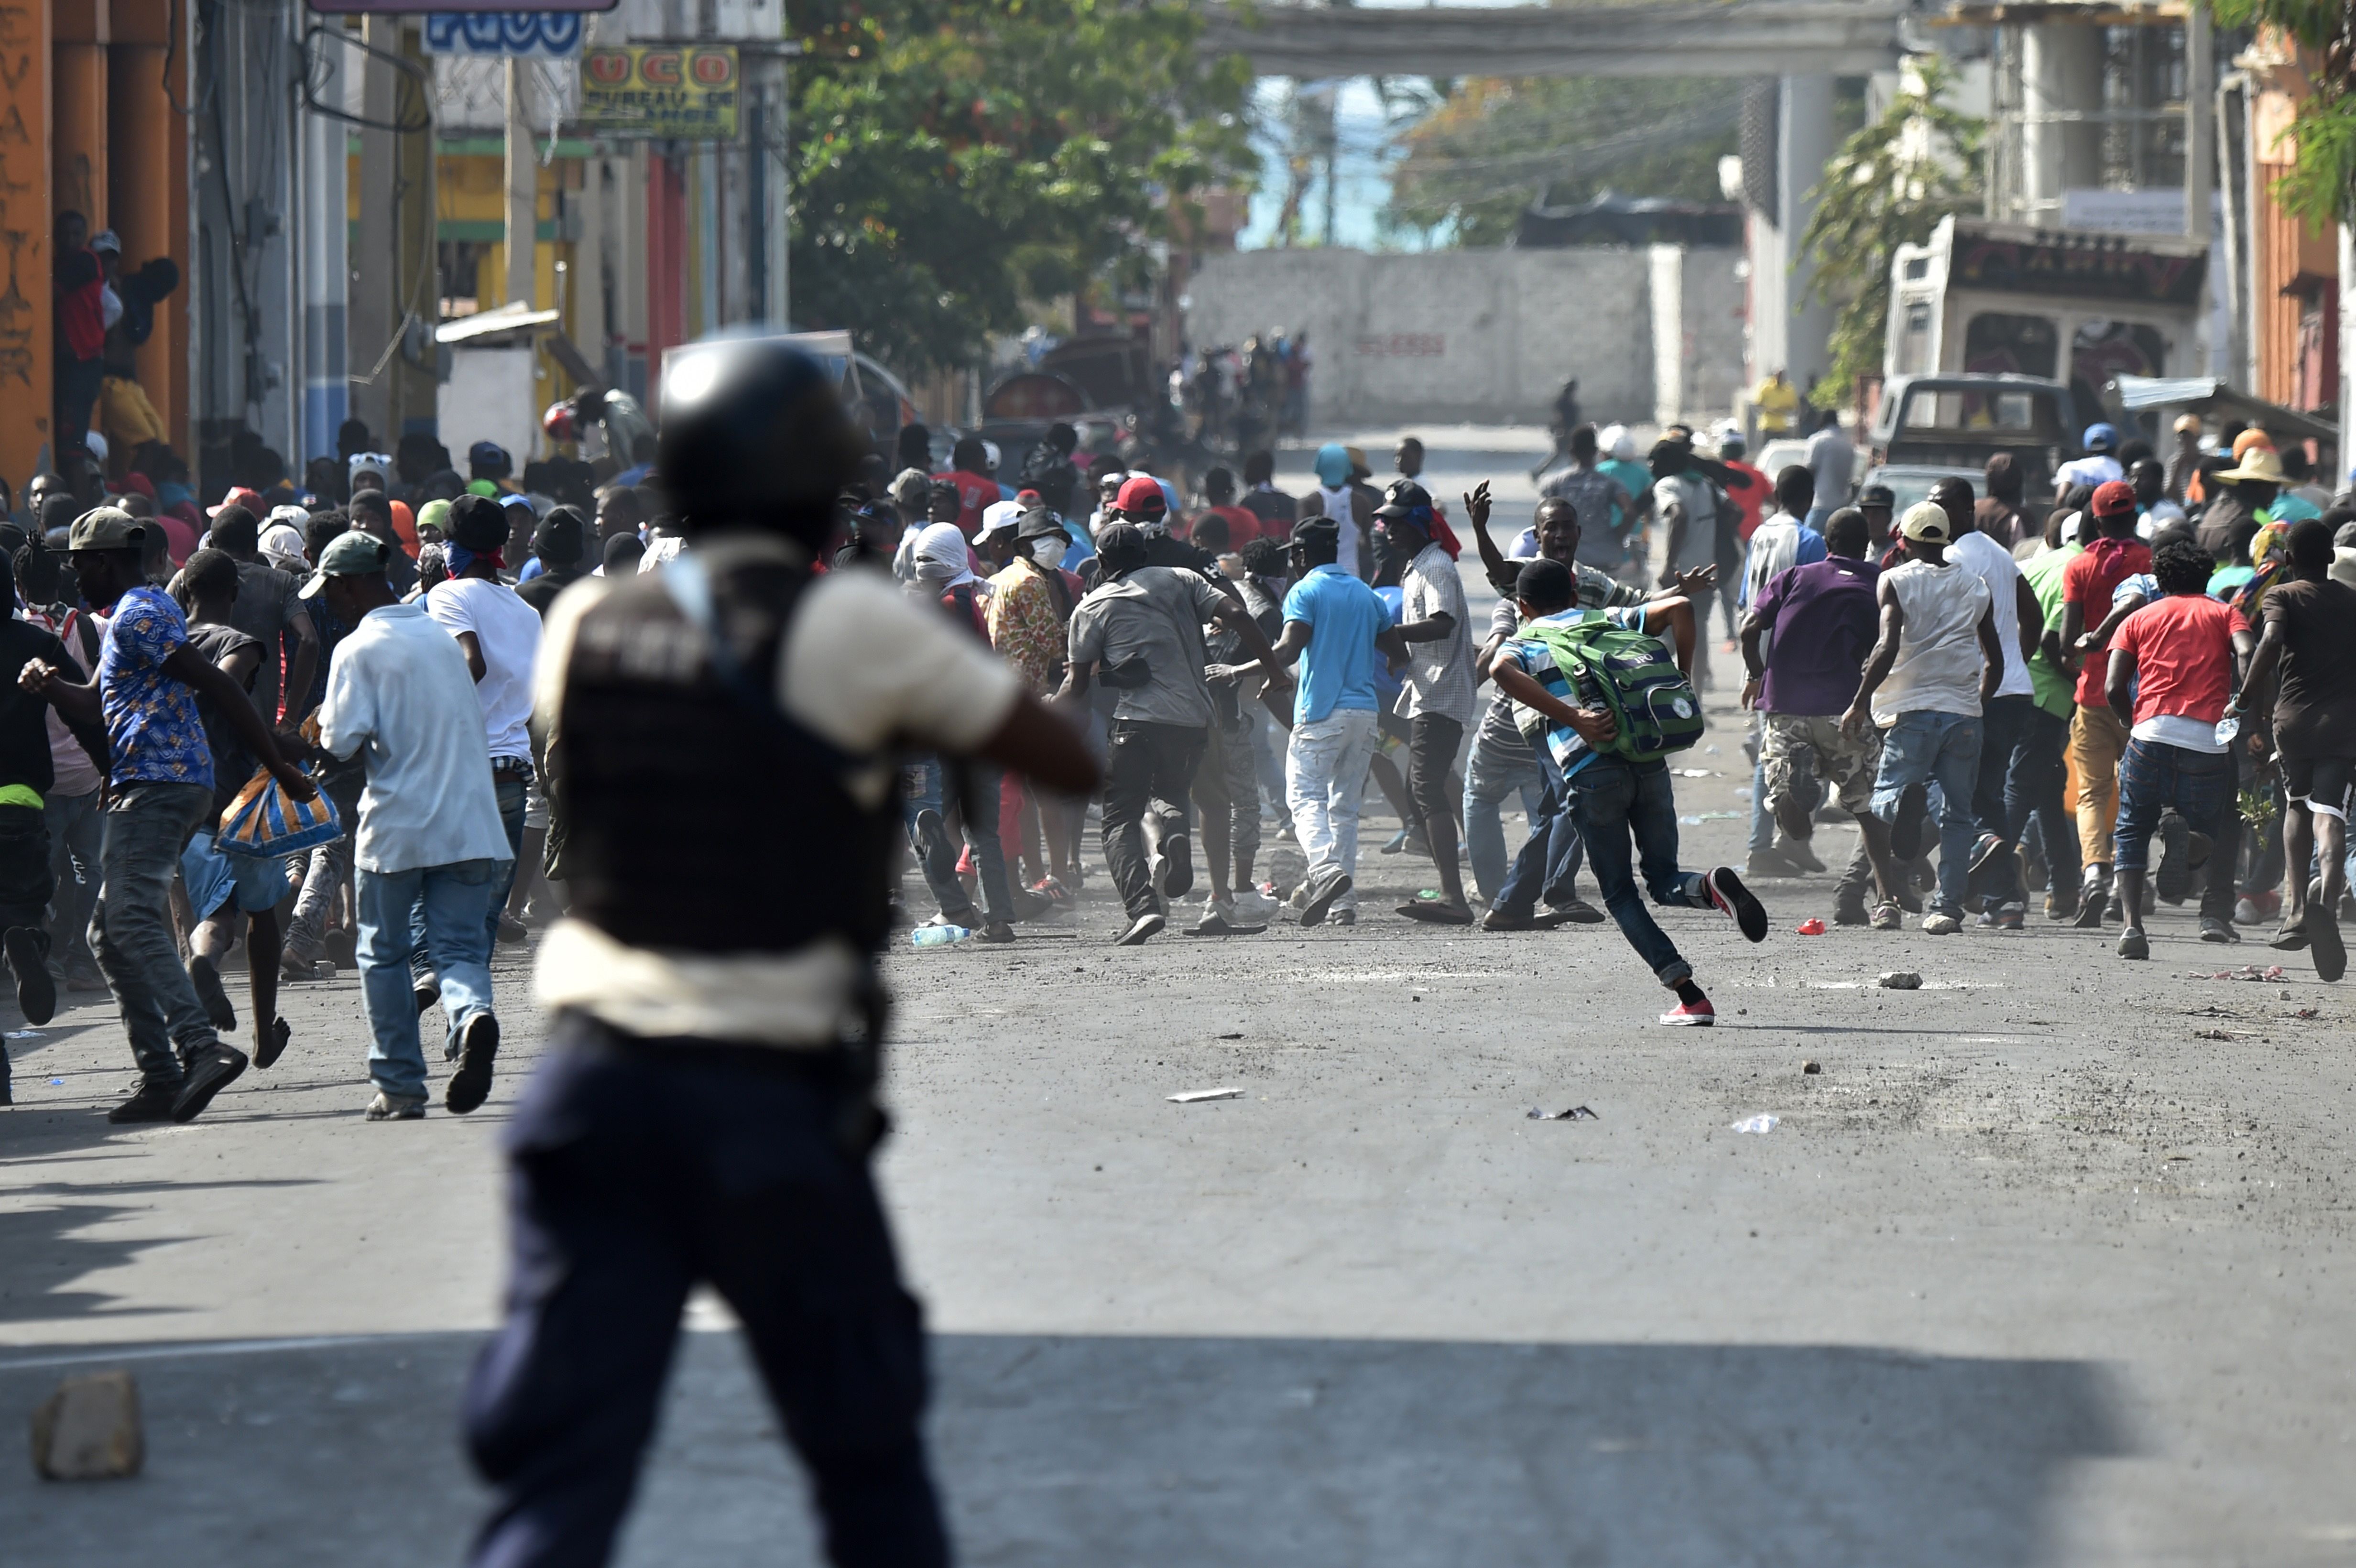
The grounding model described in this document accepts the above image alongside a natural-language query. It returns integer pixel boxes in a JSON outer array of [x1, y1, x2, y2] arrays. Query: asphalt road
[[5, 430, 2353, 1565]]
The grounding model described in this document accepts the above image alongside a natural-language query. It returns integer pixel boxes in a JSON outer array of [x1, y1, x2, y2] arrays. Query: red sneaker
[[1659, 996, 1716, 1027]]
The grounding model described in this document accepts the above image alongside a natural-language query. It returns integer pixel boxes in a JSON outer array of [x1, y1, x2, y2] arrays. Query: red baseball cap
[[1114, 475, 1167, 517], [2090, 479, 2137, 517]]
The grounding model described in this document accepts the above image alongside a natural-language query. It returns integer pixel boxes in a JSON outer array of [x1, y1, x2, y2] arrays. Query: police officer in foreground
[[462, 339, 1100, 1568]]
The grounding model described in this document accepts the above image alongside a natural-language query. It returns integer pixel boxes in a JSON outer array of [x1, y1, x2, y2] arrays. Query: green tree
[[1387, 76, 1738, 247], [1798, 55, 1984, 409], [785, 0, 1256, 374], [2211, 1, 2356, 224]]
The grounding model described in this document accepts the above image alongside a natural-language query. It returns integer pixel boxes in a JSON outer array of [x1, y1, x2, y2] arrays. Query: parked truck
[[1885, 215, 2206, 440]]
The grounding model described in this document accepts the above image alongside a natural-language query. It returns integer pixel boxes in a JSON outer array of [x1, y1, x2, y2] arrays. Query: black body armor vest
[[554, 555, 895, 958]]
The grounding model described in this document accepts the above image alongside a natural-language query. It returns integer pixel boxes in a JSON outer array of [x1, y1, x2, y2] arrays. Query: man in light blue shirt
[[312, 531, 515, 1121], [1269, 517, 1395, 924]]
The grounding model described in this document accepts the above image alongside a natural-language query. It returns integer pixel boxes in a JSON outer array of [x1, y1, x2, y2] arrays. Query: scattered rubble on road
[[31, 1372, 142, 1481]]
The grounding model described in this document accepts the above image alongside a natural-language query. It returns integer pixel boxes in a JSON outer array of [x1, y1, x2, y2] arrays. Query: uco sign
[[578, 44, 739, 140]]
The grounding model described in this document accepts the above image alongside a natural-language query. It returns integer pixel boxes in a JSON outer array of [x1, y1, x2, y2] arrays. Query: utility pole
[[353, 15, 398, 442], [505, 59, 537, 310], [2184, 3, 2219, 378]]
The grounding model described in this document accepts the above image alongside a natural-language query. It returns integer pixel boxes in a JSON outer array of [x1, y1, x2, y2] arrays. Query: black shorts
[[2281, 754, 2356, 817]]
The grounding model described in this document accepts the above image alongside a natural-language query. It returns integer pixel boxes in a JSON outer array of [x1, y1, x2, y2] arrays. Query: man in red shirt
[[2105, 537, 2254, 956], [52, 211, 108, 474], [2058, 479, 2151, 924], [933, 436, 1002, 536], [1191, 466, 1259, 552]]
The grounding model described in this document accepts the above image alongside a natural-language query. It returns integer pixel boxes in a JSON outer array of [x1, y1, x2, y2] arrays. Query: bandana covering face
[[446, 543, 505, 577]]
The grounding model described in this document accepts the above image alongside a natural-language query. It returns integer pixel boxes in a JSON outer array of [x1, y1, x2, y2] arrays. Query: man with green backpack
[[1489, 558, 1769, 1025]]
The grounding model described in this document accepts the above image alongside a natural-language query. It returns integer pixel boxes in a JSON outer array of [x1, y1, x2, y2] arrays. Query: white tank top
[[1873, 557, 1991, 725]]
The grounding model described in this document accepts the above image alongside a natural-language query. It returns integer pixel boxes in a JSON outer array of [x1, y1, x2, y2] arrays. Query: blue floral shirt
[[97, 585, 213, 790]]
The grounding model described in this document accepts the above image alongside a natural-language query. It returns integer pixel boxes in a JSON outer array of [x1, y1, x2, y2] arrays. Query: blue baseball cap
[[2083, 423, 2118, 451]]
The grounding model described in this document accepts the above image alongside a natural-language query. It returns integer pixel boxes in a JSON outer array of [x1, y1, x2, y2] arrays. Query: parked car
[[1753, 438, 1810, 479], [1866, 372, 2079, 507], [1855, 462, 1985, 520]]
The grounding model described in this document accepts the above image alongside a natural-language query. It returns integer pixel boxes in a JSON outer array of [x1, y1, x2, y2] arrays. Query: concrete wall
[[1649, 245, 1747, 428], [1185, 246, 1740, 427]]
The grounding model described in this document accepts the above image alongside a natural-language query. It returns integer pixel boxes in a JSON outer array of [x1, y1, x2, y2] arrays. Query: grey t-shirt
[[1655, 473, 1721, 573], [1806, 426, 1856, 506], [1067, 564, 1227, 729], [229, 559, 306, 720]]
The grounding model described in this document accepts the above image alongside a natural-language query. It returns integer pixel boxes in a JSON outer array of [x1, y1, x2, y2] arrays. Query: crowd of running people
[[0, 403, 2349, 1127], [878, 410, 2356, 1028]]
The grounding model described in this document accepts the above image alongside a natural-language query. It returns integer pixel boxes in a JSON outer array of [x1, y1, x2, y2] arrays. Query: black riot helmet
[[657, 337, 869, 545]]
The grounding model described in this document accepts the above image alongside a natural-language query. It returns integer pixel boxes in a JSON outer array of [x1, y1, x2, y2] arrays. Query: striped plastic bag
[[216, 765, 341, 859]]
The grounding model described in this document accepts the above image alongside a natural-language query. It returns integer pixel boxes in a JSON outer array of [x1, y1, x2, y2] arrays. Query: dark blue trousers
[[1494, 751, 1585, 916], [464, 1012, 949, 1568]]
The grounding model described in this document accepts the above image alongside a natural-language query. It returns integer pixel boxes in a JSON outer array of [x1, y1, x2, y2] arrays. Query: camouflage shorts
[[1762, 712, 1881, 816]]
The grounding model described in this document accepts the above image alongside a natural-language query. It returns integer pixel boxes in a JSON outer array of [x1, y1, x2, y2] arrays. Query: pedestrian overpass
[[1199, 1, 1913, 82], [1198, 0, 1927, 392]]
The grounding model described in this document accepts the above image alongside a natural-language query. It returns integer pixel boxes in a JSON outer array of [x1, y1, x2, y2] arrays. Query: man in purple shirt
[[1739, 506, 1907, 926]]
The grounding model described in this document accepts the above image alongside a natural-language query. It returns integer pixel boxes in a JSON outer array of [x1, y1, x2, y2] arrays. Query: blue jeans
[[360, 859, 500, 1100], [2114, 738, 2237, 924], [409, 771, 527, 980], [1871, 709, 1984, 914], [487, 771, 530, 943], [90, 781, 220, 1085], [44, 786, 101, 974], [1462, 736, 1546, 906], [1249, 704, 1288, 824], [1559, 753, 1710, 987], [900, 756, 1016, 924], [1491, 741, 1588, 915]]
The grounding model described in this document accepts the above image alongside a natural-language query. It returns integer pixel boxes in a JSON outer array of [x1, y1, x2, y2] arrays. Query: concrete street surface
[[4, 431, 2353, 1565]]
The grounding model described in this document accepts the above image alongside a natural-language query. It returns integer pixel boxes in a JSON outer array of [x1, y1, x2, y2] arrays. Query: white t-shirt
[[1873, 557, 1992, 725], [2055, 454, 2124, 491], [1945, 529, 2033, 699], [639, 532, 687, 573], [2135, 713, 2228, 752], [423, 576, 542, 763], [532, 544, 1023, 1047]]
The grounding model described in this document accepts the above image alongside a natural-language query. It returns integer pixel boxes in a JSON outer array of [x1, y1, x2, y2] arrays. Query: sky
[[1233, 0, 1524, 252], [1236, 76, 1422, 252]]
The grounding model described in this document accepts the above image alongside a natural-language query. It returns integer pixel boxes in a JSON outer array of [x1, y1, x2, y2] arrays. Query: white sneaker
[[1232, 889, 1279, 922]]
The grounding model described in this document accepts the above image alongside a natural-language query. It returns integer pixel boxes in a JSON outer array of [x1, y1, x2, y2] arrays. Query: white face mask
[[1027, 535, 1065, 566]]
